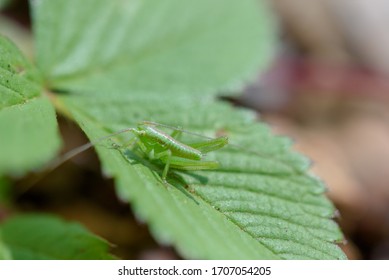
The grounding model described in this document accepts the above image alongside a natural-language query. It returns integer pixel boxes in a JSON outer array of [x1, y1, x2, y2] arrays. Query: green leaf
[[32, 0, 275, 95], [0, 214, 114, 260], [30, 0, 344, 259], [0, 233, 11, 260], [60, 93, 346, 260], [0, 35, 61, 175]]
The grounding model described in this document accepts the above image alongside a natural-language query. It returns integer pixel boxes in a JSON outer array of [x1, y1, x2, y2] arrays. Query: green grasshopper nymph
[[49, 121, 229, 184], [127, 121, 229, 182]]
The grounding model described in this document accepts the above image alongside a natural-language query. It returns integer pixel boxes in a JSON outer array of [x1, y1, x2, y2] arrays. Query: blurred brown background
[[2, 0, 389, 259]]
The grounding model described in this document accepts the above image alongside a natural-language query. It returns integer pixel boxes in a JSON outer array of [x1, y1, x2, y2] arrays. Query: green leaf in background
[[0, 214, 114, 259], [32, 0, 275, 95], [0, 232, 11, 260], [60, 93, 346, 260], [0, 35, 61, 175]]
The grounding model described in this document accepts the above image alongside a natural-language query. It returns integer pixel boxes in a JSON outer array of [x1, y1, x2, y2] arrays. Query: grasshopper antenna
[[18, 127, 134, 194], [49, 127, 133, 171]]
